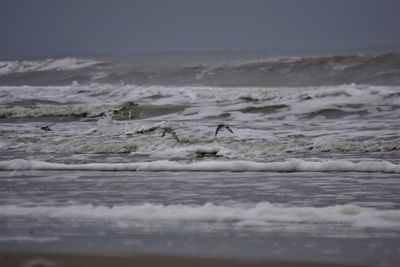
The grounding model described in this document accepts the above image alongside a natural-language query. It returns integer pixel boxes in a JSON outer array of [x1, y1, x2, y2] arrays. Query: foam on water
[[0, 58, 101, 75], [1, 159, 399, 173], [1, 53, 400, 86], [0, 104, 111, 118], [1, 84, 397, 126], [0, 83, 397, 105], [1, 54, 400, 265], [0, 202, 399, 229], [29, 139, 138, 154], [2, 133, 399, 160]]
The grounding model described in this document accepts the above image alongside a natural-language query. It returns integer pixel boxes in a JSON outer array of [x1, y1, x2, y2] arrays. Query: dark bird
[[134, 127, 157, 135], [40, 125, 53, 131], [161, 127, 180, 143], [215, 124, 233, 136]]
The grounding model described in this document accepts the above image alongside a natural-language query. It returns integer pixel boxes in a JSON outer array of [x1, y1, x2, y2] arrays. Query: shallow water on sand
[[0, 170, 400, 266]]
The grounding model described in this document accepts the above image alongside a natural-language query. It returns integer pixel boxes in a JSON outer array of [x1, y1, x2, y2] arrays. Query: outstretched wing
[[171, 130, 180, 143], [225, 125, 233, 133], [161, 129, 167, 137], [215, 124, 233, 136], [136, 128, 156, 134], [215, 124, 224, 136], [41, 126, 52, 131]]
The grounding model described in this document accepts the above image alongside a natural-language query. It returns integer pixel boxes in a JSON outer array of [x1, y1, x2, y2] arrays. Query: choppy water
[[0, 53, 400, 266]]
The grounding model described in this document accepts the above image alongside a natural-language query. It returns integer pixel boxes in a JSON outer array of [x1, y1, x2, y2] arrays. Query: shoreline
[[0, 251, 370, 267]]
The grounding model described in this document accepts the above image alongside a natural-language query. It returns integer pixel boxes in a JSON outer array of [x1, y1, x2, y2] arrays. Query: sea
[[0, 52, 400, 266]]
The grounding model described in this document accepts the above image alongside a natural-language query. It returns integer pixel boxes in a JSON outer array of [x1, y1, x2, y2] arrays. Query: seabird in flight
[[40, 125, 53, 131], [161, 127, 180, 143], [215, 124, 233, 136]]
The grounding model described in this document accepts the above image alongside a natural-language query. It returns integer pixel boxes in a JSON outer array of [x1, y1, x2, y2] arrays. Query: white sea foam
[[0, 159, 399, 173], [0, 202, 399, 229], [0, 104, 111, 118], [29, 139, 138, 154], [1, 83, 399, 163], [0, 58, 100, 75], [3, 131, 398, 159], [1, 83, 398, 108]]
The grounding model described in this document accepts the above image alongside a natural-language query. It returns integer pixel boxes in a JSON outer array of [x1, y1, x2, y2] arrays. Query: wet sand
[[0, 252, 369, 267]]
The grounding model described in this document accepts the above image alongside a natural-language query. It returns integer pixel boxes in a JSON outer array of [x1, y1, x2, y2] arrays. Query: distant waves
[[1, 53, 400, 86]]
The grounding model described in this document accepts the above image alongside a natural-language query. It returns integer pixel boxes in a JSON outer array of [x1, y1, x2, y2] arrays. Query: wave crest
[[0, 57, 102, 76], [1, 159, 399, 173], [0, 202, 399, 229]]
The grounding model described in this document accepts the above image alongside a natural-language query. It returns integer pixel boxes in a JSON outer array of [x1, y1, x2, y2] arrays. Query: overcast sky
[[1, 0, 399, 59]]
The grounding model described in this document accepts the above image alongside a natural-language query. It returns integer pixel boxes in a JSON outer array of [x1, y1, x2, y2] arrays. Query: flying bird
[[40, 125, 53, 131], [215, 124, 233, 136], [161, 127, 180, 143]]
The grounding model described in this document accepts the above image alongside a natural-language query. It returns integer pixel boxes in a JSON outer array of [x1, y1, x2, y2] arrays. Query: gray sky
[[1, 0, 399, 59]]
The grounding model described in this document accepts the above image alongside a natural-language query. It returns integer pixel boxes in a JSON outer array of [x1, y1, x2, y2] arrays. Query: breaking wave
[[201, 52, 400, 86], [1, 159, 399, 173], [1, 83, 398, 110], [0, 57, 102, 75], [12, 139, 138, 154], [2, 133, 399, 159], [1, 53, 399, 86], [0, 202, 399, 229], [0, 101, 184, 120], [0, 104, 110, 118]]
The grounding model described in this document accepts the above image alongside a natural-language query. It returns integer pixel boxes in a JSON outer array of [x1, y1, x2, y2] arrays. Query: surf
[[1, 159, 399, 173]]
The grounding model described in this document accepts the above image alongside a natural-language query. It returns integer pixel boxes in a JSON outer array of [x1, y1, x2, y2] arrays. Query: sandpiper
[[161, 127, 180, 143], [215, 124, 233, 136], [40, 125, 53, 131]]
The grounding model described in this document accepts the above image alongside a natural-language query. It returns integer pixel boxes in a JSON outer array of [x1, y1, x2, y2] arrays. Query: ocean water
[[0, 53, 400, 266]]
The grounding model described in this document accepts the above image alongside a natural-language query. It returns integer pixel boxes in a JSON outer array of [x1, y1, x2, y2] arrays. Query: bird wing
[[225, 125, 233, 133], [215, 125, 223, 136], [161, 129, 167, 137], [41, 126, 51, 131], [171, 130, 180, 143]]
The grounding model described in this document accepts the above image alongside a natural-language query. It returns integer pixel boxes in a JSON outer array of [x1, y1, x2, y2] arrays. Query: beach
[[0, 252, 371, 267], [1, 53, 400, 267]]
